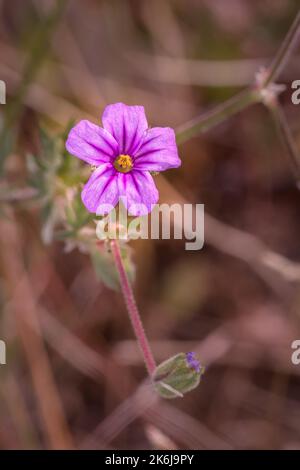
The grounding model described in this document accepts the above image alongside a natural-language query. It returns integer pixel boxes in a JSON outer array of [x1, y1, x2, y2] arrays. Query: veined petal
[[118, 170, 158, 216], [81, 163, 119, 214], [102, 103, 148, 155], [133, 127, 181, 172], [66, 120, 118, 165]]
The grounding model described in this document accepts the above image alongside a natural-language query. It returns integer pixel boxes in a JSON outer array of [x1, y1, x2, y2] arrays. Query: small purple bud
[[186, 352, 201, 373], [153, 352, 205, 399]]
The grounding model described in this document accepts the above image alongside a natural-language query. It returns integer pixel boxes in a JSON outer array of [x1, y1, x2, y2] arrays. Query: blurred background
[[0, 0, 300, 450]]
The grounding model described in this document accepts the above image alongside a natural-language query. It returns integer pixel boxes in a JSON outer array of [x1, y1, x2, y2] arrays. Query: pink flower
[[66, 103, 181, 216]]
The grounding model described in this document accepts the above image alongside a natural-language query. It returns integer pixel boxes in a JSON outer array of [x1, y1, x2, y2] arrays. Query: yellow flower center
[[114, 154, 133, 173]]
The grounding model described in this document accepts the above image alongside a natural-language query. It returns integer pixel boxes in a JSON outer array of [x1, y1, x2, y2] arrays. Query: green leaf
[[90, 243, 136, 292], [91, 246, 120, 291]]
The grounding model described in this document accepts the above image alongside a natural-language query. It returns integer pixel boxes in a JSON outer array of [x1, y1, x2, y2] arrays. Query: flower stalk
[[110, 239, 156, 376], [176, 9, 300, 146], [176, 88, 260, 145], [270, 103, 300, 183], [262, 10, 300, 88]]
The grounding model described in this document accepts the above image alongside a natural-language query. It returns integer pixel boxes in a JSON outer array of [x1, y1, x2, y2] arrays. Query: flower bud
[[153, 352, 204, 399]]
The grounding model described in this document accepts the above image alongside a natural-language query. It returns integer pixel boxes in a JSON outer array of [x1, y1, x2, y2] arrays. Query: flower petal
[[118, 170, 158, 216], [133, 127, 181, 172], [81, 163, 119, 214], [66, 120, 118, 165], [102, 103, 148, 155]]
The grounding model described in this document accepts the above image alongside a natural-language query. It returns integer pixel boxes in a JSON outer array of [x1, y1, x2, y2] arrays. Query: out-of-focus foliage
[[25, 126, 135, 289], [0, 0, 300, 451]]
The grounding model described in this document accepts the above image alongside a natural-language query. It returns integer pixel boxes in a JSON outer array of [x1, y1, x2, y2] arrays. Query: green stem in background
[[110, 240, 156, 377], [262, 9, 300, 88], [270, 102, 300, 184], [0, 0, 68, 169], [176, 88, 260, 145], [176, 9, 300, 146]]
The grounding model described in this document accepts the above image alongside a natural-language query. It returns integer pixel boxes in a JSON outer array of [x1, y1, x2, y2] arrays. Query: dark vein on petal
[[97, 170, 116, 200], [127, 123, 139, 155], [130, 172, 142, 198], [122, 119, 127, 154], [100, 134, 119, 154], [83, 140, 116, 159]]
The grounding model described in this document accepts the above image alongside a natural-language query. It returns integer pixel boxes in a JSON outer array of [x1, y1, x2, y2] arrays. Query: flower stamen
[[114, 154, 133, 173]]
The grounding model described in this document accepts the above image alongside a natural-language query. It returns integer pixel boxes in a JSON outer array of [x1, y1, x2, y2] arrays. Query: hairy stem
[[262, 9, 300, 87], [270, 102, 300, 184], [176, 10, 300, 146], [176, 88, 259, 145], [110, 240, 156, 376]]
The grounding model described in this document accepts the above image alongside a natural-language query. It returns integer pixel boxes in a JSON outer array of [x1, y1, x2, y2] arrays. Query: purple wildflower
[[66, 103, 181, 216], [186, 352, 201, 373]]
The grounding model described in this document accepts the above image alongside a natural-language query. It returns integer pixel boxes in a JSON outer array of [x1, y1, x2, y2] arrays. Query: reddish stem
[[110, 240, 156, 376]]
